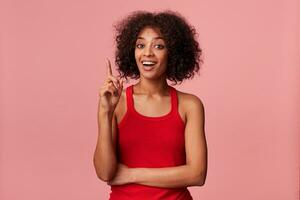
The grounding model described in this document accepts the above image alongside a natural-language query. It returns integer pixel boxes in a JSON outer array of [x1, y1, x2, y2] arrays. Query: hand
[[107, 163, 134, 186], [98, 58, 123, 114]]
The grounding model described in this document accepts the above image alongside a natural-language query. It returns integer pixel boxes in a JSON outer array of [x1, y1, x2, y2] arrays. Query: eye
[[155, 44, 165, 49], [136, 44, 144, 49]]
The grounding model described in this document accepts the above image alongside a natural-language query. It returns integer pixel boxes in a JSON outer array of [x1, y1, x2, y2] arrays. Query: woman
[[94, 10, 207, 200]]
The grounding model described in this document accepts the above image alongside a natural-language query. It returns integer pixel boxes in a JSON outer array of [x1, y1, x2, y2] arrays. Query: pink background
[[0, 0, 299, 199]]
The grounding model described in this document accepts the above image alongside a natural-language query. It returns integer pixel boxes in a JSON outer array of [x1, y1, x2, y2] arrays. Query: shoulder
[[176, 89, 205, 117]]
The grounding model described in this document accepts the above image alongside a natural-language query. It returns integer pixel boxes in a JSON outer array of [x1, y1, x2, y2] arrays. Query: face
[[134, 26, 168, 80]]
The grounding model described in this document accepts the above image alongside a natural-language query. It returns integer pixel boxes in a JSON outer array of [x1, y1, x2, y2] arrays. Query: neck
[[134, 77, 169, 96]]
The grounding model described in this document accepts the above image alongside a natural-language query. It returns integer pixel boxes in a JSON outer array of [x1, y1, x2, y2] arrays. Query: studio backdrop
[[0, 0, 299, 199]]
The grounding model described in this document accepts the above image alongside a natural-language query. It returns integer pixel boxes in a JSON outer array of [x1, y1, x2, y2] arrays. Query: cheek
[[135, 48, 144, 56], [134, 50, 140, 62], [160, 52, 168, 64]]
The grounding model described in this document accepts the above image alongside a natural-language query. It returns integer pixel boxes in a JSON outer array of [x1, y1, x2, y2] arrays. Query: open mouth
[[142, 60, 157, 67], [141, 61, 157, 71]]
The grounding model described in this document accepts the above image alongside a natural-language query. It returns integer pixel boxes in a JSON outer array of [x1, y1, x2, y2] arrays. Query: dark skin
[[104, 26, 207, 188]]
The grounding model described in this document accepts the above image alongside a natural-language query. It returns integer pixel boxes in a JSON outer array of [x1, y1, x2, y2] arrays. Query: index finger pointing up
[[106, 58, 112, 76]]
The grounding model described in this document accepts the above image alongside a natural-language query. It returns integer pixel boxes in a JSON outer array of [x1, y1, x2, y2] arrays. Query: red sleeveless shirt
[[109, 84, 193, 200]]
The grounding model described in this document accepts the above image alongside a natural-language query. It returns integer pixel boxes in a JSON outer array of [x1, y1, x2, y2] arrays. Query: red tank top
[[109, 84, 193, 200]]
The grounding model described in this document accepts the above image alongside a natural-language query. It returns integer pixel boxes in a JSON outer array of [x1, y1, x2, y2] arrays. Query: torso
[[110, 84, 194, 200], [114, 85, 188, 126]]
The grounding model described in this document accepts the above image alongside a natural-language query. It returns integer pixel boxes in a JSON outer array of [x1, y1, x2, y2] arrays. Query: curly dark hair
[[113, 10, 203, 85]]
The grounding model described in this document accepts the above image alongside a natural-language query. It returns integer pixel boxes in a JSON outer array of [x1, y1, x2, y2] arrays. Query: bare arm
[[93, 59, 123, 182], [131, 164, 202, 188], [93, 106, 118, 182], [109, 94, 207, 188]]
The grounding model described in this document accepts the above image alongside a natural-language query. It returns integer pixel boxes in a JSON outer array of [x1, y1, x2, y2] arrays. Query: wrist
[[129, 168, 139, 184], [98, 109, 114, 118]]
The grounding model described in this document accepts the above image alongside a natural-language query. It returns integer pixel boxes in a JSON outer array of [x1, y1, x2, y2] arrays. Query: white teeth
[[142, 61, 156, 65]]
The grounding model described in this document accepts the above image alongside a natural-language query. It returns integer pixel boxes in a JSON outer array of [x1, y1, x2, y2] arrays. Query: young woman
[[94, 10, 207, 200]]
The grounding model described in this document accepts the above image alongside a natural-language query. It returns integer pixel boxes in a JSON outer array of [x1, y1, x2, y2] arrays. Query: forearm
[[131, 164, 203, 188], [93, 111, 117, 182]]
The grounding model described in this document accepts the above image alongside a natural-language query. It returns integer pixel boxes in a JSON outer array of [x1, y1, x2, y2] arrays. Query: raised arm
[[93, 59, 123, 182]]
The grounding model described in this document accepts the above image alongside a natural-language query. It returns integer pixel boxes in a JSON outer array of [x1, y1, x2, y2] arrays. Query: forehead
[[137, 26, 163, 39]]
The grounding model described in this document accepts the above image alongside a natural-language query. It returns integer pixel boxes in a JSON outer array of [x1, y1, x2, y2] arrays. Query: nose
[[143, 45, 154, 56]]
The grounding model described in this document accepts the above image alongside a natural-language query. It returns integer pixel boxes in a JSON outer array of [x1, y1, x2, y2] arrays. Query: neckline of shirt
[[129, 84, 175, 121]]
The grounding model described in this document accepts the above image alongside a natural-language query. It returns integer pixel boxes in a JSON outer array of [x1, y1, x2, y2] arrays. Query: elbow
[[97, 175, 111, 182], [195, 177, 205, 186], [193, 170, 207, 186], [96, 170, 116, 182], [94, 162, 117, 182]]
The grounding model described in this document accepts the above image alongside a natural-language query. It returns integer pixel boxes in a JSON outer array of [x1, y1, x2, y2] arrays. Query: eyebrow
[[137, 36, 164, 40]]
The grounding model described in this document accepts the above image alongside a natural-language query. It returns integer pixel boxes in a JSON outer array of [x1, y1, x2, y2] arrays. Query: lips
[[143, 65, 155, 71], [140, 60, 156, 71]]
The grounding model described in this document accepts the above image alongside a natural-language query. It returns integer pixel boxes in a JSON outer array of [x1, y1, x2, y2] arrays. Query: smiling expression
[[134, 26, 168, 80]]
